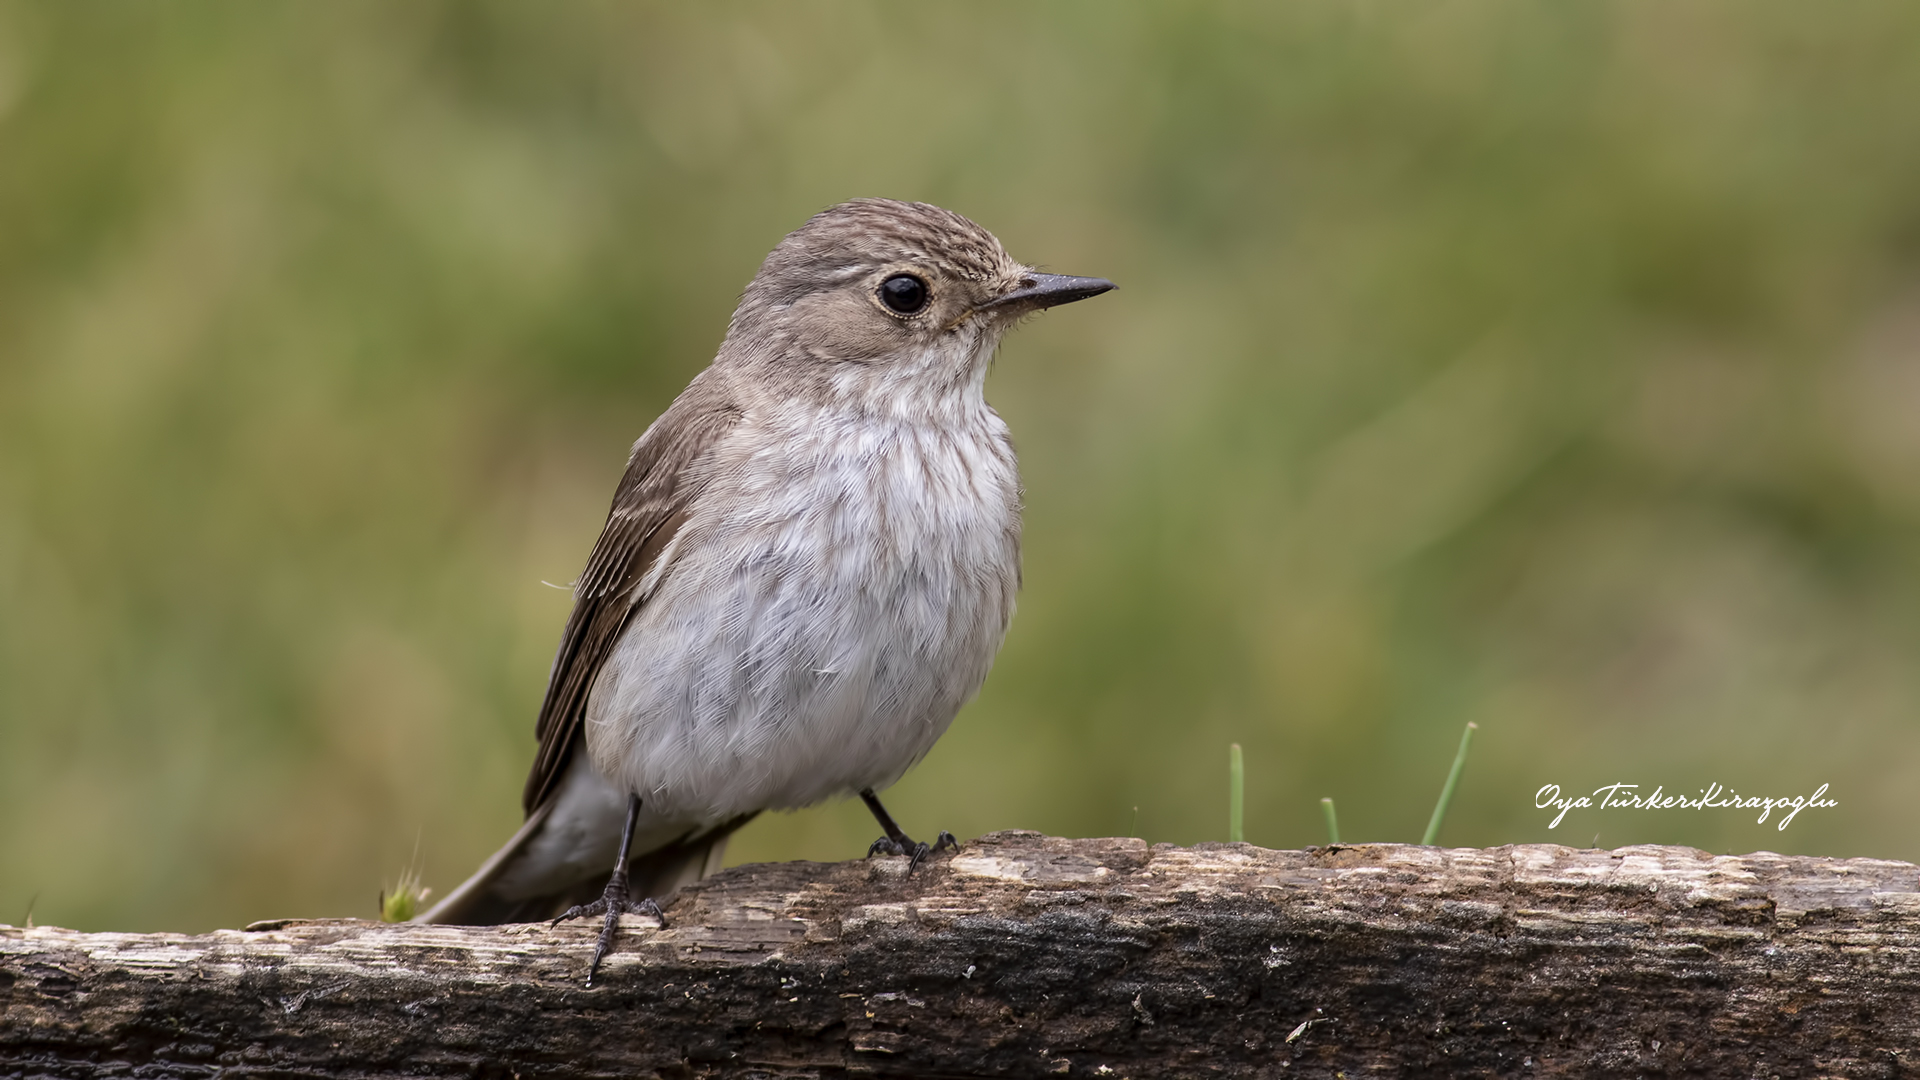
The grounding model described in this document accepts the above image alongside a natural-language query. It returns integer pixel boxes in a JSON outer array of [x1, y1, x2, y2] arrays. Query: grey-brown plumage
[[421, 200, 1111, 976]]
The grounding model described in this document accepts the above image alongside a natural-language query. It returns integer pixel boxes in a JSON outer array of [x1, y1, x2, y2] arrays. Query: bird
[[418, 198, 1113, 984]]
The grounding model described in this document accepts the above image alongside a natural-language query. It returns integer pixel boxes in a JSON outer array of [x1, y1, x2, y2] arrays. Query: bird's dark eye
[[879, 274, 929, 314]]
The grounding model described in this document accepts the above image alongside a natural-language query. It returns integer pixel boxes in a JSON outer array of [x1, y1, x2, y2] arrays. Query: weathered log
[[4, 831, 1919, 1078]]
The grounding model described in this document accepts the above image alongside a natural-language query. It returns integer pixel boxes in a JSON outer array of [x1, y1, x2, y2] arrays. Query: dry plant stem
[[1228, 742, 1244, 842], [6, 832, 1920, 1079]]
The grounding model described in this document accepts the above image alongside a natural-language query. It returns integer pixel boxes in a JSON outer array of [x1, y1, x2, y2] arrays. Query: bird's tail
[[418, 804, 757, 926]]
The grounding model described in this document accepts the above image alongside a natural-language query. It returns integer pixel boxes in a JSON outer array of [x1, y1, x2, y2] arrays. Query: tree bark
[[5, 831, 1919, 1078]]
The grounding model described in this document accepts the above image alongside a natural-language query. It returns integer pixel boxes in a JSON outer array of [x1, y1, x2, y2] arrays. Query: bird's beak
[[983, 273, 1117, 312]]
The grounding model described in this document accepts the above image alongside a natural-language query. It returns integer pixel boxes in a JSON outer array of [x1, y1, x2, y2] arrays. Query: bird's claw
[[866, 830, 959, 873], [551, 872, 666, 987]]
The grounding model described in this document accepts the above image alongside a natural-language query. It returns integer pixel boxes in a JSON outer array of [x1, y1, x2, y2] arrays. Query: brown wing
[[521, 388, 742, 814]]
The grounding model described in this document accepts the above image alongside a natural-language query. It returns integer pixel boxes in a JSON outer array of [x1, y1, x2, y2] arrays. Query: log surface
[[5, 832, 1920, 1078]]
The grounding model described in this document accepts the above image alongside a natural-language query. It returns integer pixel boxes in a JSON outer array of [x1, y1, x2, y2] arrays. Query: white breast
[[583, 394, 1021, 825]]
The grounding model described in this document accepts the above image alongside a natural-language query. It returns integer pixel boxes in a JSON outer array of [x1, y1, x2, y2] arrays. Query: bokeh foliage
[[5, 2, 1920, 932]]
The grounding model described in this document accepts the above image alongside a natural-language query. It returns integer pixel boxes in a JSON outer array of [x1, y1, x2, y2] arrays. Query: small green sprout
[[1421, 721, 1478, 846], [379, 865, 431, 923]]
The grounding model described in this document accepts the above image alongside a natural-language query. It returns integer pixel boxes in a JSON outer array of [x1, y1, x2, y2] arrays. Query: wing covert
[[521, 394, 741, 814]]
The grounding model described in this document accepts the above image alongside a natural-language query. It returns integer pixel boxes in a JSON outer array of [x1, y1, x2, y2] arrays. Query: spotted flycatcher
[[421, 199, 1113, 983]]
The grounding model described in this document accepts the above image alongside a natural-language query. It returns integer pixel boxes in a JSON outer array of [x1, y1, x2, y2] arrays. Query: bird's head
[[721, 199, 1113, 407]]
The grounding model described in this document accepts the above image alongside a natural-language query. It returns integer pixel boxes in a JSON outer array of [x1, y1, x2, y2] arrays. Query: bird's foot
[[551, 870, 666, 987], [866, 830, 959, 873]]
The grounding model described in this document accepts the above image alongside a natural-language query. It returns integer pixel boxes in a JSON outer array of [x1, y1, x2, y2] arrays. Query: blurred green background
[[5, 1, 1920, 933]]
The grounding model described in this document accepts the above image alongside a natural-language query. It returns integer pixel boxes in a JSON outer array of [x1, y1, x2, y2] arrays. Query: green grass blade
[[1320, 797, 1341, 845], [1229, 743, 1244, 842], [1421, 722, 1478, 845]]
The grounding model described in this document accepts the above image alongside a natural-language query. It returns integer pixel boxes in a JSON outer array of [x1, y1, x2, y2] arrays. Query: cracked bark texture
[[5, 831, 1920, 1078]]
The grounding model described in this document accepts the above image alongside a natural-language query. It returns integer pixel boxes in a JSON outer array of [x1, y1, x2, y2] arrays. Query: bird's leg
[[859, 789, 958, 873], [550, 793, 664, 987]]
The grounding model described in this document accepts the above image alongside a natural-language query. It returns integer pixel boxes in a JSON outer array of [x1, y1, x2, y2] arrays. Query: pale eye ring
[[879, 274, 929, 314]]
